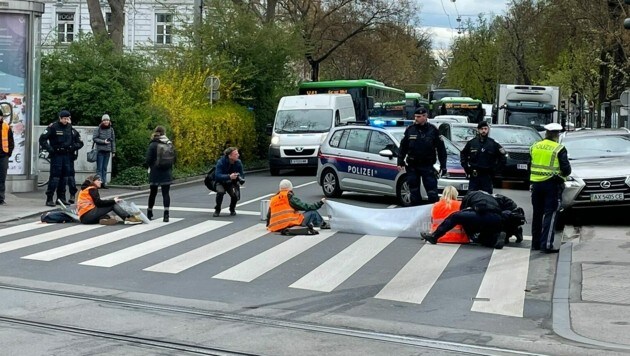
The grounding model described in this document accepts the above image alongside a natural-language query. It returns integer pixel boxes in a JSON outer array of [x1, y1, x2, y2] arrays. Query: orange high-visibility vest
[[77, 186, 97, 218], [267, 190, 304, 232], [431, 200, 469, 244], [1, 122, 9, 153]]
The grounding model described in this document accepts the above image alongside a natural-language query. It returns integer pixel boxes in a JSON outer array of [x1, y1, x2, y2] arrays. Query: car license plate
[[517, 163, 528, 170], [290, 159, 308, 164], [590, 192, 625, 202]]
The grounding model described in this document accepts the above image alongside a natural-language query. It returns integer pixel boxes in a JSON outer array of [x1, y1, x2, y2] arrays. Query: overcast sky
[[420, 0, 509, 50]]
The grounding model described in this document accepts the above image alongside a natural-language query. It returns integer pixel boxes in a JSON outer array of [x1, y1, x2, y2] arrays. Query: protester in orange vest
[[267, 179, 329, 232], [0, 119, 14, 205], [77, 174, 142, 225], [430, 186, 469, 244]]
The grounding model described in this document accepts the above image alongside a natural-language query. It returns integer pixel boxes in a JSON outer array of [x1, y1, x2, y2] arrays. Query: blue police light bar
[[368, 118, 414, 127]]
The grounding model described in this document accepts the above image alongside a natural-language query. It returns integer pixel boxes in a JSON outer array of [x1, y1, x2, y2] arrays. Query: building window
[[106, 12, 112, 34], [57, 12, 75, 43], [155, 14, 172, 45]]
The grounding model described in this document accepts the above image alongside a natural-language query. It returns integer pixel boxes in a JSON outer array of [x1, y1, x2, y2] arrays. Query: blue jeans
[[96, 151, 110, 184], [301, 210, 324, 227]]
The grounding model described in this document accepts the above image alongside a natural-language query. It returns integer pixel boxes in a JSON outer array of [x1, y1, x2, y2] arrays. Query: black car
[[438, 123, 542, 183]]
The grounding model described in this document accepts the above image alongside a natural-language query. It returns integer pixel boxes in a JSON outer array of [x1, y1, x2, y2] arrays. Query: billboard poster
[[0, 13, 28, 175]]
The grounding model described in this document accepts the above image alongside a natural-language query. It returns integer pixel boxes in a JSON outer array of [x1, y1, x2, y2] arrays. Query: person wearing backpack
[[93, 114, 115, 189], [56, 117, 84, 204], [145, 126, 175, 222], [213, 147, 244, 217]]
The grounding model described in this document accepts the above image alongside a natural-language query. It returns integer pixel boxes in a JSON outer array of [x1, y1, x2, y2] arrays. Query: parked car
[[316, 120, 468, 206], [438, 123, 542, 183], [432, 115, 470, 123], [560, 129, 630, 213]]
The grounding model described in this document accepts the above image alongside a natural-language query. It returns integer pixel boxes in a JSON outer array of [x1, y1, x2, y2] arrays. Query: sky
[[420, 0, 509, 50]]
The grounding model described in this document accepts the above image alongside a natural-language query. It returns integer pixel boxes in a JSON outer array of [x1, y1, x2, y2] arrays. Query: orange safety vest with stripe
[[1, 122, 9, 153], [77, 186, 97, 218], [267, 190, 304, 232], [431, 199, 469, 244]]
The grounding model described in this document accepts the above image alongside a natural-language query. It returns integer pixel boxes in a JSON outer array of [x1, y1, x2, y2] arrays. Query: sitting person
[[494, 193, 525, 244], [77, 174, 142, 225], [267, 179, 330, 232], [422, 190, 505, 249], [430, 186, 469, 244]]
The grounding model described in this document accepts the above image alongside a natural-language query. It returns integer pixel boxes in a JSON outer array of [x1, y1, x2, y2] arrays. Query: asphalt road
[[0, 171, 604, 355]]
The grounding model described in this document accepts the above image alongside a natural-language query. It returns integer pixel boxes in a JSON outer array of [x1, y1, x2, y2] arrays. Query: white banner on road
[[325, 201, 433, 238]]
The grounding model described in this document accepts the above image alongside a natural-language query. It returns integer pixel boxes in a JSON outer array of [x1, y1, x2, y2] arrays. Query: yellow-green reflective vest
[[530, 139, 565, 182]]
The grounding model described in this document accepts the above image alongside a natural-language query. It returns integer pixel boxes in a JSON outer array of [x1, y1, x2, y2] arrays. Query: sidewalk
[[1, 184, 630, 352]]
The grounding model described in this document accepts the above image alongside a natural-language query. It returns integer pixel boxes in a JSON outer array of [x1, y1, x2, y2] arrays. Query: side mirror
[[266, 123, 273, 136], [0, 102, 12, 121], [379, 149, 395, 158]]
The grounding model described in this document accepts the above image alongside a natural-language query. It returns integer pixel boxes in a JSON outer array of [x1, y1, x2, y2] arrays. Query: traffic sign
[[204, 76, 220, 91], [621, 90, 630, 107]]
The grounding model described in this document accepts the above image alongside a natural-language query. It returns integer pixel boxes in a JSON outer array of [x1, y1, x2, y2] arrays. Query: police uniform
[[398, 120, 447, 204], [529, 123, 571, 253], [39, 113, 76, 206], [460, 122, 506, 194], [56, 127, 84, 204]]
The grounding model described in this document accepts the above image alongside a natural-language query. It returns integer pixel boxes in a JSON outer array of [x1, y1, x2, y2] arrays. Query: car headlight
[[564, 176, 583, 188], [271, 135, 280, 145], [626, 175, 630, 188]]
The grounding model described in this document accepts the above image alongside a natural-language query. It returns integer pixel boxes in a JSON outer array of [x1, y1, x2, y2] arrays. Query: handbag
[[87, 142, 97, 163]]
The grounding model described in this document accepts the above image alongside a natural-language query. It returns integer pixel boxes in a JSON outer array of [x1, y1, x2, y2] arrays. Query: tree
[[86, 0, 125, 52]]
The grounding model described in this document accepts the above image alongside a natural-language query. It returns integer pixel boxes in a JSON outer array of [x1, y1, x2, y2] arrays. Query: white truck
[[268, 94, 356, 176], [495, 84, 560, 132]]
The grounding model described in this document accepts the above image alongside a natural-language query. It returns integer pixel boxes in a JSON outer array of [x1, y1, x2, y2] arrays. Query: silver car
[[316, 122, 469, 206], [560, 128, 630, 211]]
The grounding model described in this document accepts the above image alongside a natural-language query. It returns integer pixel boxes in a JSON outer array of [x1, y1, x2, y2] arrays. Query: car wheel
[[270, 167, 280, 176], [321, 169, 342, 198], [397, 176, 412, 207]]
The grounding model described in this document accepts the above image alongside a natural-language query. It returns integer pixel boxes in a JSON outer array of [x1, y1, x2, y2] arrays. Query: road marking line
[[0, 224, 104, 254], [133, 205, 259, 216], [79, 220, 230, 268], [0, 222, 51, 238], [21, 219, 182, 261], [375, 243, 460, 304], [213, 230, 334, 282], [144, 224, 269, 274], [290, 235, 396, 292], [471, 243, 531, 317], [235, 181, 317, 207]]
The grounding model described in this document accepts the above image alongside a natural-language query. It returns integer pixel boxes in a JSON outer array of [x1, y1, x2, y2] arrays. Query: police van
[[316, 119, 469, 206], [268, 94, 356, 176]]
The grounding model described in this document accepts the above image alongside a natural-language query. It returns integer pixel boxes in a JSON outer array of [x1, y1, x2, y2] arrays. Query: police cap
[[544, 123, 563, 131], [58, 110, 71, 118], [477, 121, 489, 129], [414, 107, 428, 115]]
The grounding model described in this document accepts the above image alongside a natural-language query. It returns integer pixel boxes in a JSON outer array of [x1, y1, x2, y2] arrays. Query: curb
[[552, 226, 630, 352]]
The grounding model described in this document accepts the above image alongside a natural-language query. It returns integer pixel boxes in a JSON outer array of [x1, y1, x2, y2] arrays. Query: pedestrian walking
[[93, 114, 115, 189], [213, 147, 244, 217], [145, 126, 175, 222], [398, 107, 447, 204], [39, 110, 77, 206], [76, 174, 142, 225], [422, 190, 506, 249], [460, 121, 506, 193], [0, 116, 14, 205], [56, 117, 83, 204], [529, 123, 571, 253], [266, 179, 329, 232]]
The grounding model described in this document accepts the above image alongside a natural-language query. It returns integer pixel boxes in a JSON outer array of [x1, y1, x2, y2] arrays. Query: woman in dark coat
[[145, 126, 175, 222]]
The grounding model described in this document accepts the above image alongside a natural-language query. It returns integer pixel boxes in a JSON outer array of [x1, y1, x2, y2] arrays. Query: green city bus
[[404, 93, 430, 120], [431, 96, 484, 123], [298, 79, 405, 121]]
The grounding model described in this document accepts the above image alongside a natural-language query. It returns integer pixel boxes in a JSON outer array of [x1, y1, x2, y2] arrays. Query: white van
[[268, 94, 356, 176]]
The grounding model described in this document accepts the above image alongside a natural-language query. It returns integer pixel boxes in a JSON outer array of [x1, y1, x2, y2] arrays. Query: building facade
[[40, 0, 198, 51]]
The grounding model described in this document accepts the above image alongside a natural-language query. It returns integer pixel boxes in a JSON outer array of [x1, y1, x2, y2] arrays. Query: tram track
[[0, 283, 547, 356]]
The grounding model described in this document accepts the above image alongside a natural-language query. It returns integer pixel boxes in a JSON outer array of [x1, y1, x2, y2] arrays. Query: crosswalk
[[1, 216, 533, 318]]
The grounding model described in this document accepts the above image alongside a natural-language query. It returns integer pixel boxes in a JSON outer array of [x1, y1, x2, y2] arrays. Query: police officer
[[530, 123, 571, 253], [0, 116, 14, 205], [39, 110, 76, 207], [422, 190, 506, 249], [398, 107, 447, 205], [460, 121, 506, 194], [56, 117, 84, 205]]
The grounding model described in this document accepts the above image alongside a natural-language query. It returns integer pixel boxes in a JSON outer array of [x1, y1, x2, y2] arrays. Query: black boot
[[45, 196, 55, 207], [494, 232, 506, 249], [421, 232, 437, 244], [515, 227, 523, 243], [147, 209, 153, 221], [163, 210, 169, 222]]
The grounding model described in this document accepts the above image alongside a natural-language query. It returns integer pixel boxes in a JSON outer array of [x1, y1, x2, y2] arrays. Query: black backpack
[[204, 167, 216, 192], [504, 207, 526, 226], [155, 142, 175, 169], [41, 210, 75, 223]]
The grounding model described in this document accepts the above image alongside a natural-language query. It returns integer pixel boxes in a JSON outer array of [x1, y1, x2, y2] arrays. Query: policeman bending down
[[460, 121, 506, 194], [398, 107, 447, 205], [422, 190, 525, 249], [39, 110, 78, 207]]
